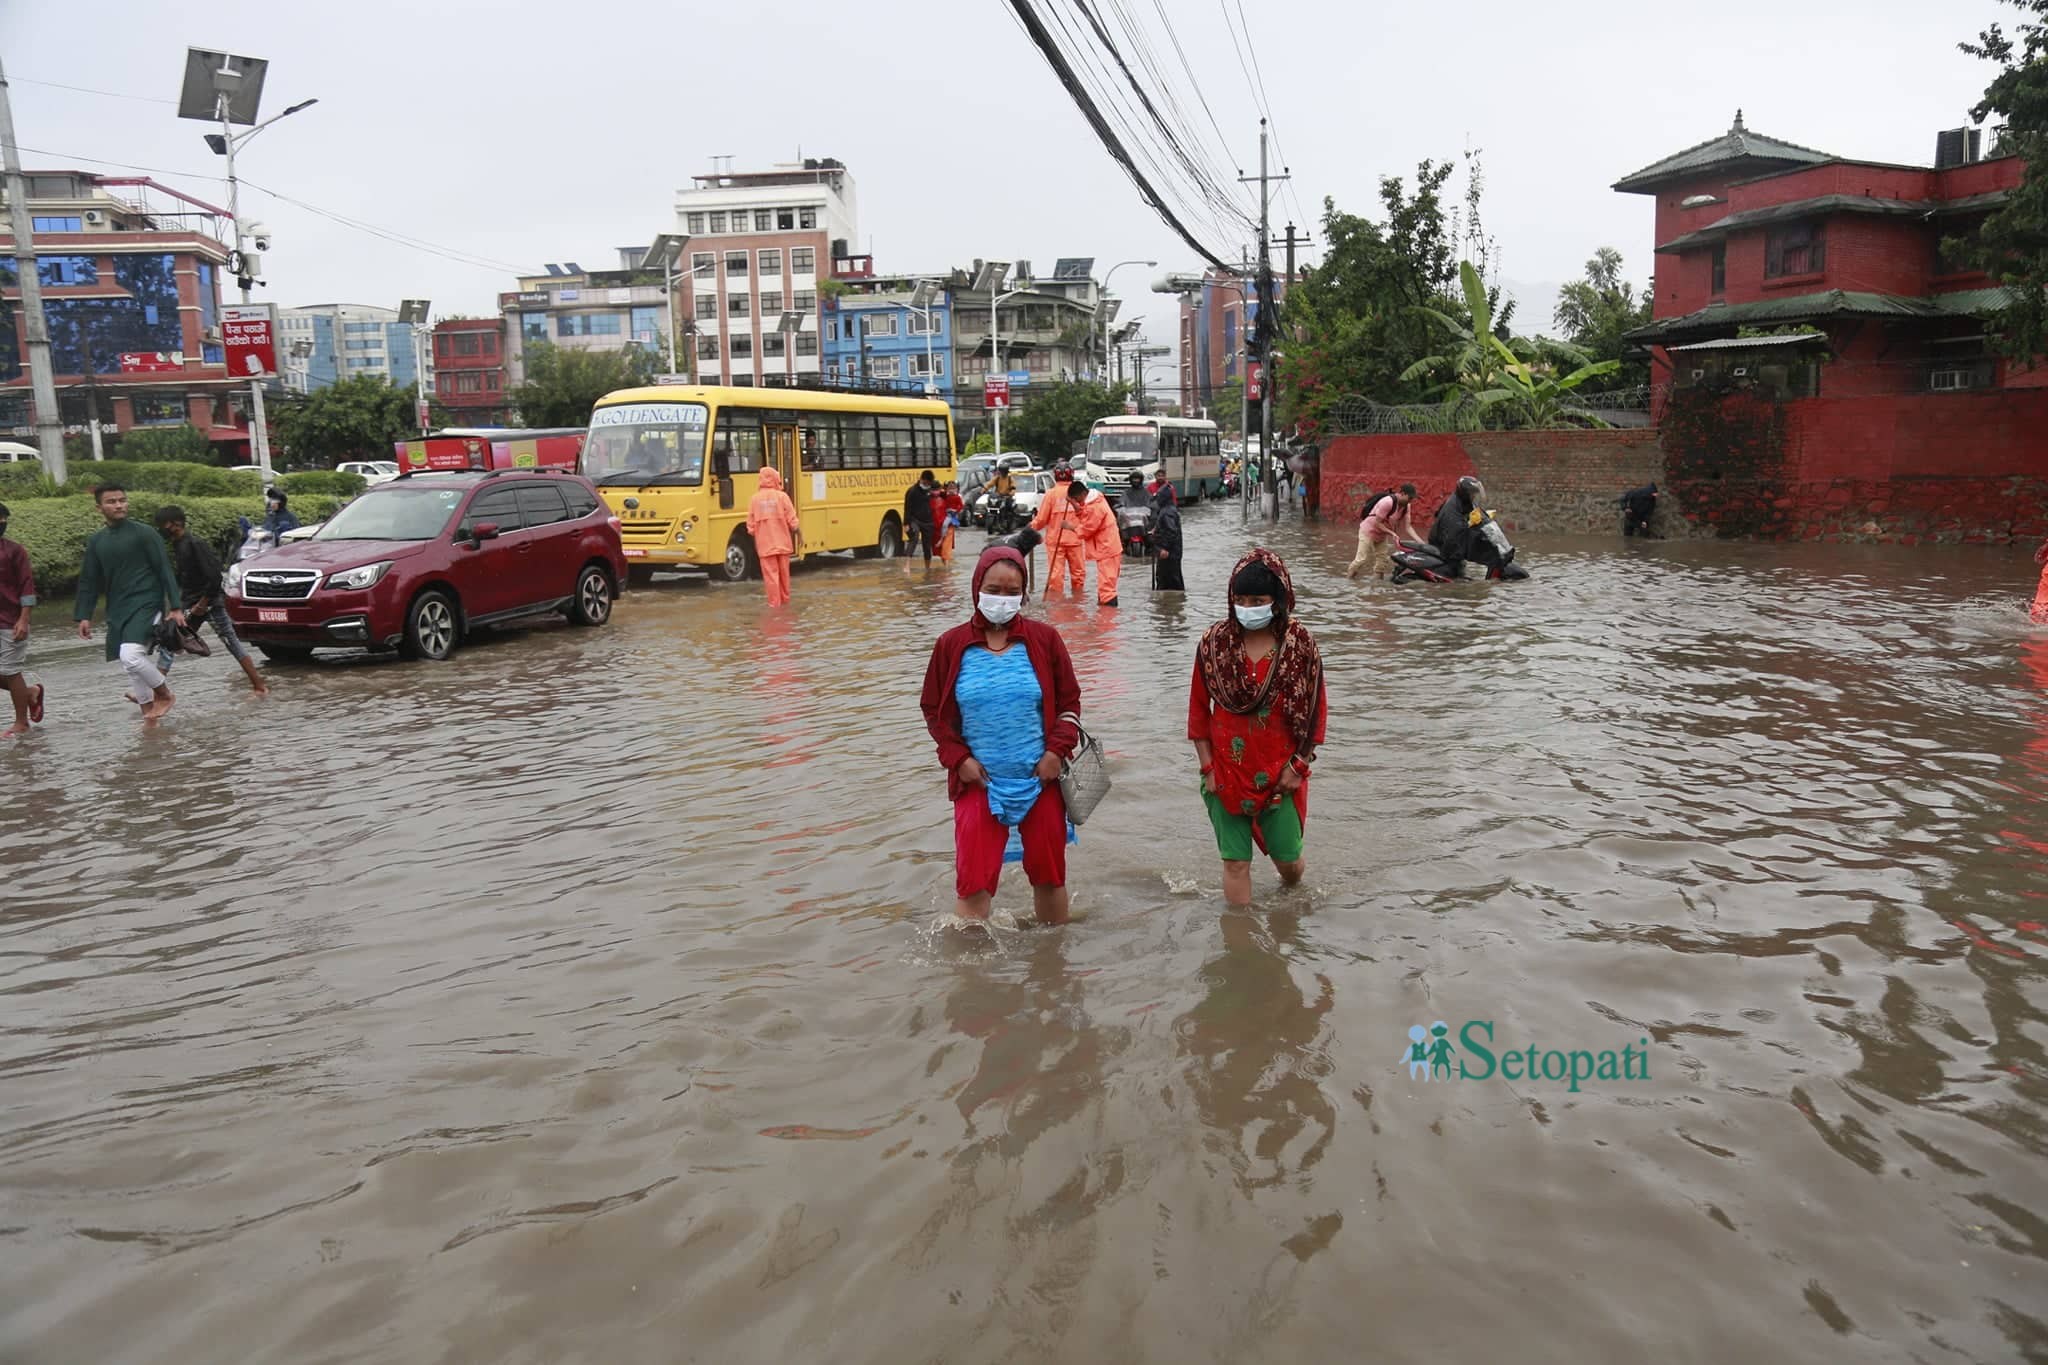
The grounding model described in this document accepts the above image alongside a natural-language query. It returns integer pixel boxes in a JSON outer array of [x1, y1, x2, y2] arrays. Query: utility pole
[[0, 57, 66, 482], [1240, 122, 1288, 520]]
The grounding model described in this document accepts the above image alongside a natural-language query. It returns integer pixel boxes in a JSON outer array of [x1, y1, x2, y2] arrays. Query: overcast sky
[[1, 0, 2015, 386]]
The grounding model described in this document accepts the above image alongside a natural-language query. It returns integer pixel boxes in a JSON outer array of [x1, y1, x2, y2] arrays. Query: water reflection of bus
[[580, 384, 956, 584], [393, 427, 586, 475], [1084, 415, 1223, 500]]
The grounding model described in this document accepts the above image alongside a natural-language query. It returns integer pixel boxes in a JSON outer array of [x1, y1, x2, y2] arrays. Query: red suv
[[225, 470, 626, 663]]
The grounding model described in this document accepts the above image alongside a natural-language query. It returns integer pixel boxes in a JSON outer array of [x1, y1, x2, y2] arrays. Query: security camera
[[247, 221, 272, 250]]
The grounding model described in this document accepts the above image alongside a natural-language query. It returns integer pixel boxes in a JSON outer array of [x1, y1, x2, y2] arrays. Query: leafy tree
[[1959, 1, 2048, 358], [511, 342, 661, 427], [118, 424, 214, 462], [1403, 262, 1619, 428], [1283, 158, 1515, 432], [960, 430, 997, 457], [1552, 248, 1653, 389], [272, 376, 426, 466], [1000, 379, 1132, 463]]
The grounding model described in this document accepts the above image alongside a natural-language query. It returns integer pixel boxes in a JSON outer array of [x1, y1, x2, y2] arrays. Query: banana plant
[[1401, 261, 1621, 427]]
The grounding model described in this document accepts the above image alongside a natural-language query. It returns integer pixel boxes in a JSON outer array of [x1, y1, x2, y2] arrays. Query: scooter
[[1390, 513, 1531, 584], [1118, 502, 1153, 558]]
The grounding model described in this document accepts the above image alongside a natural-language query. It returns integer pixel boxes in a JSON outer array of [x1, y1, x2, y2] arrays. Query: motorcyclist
[[1429, 476, 1486, 577], [987, 465, 1018, 532]]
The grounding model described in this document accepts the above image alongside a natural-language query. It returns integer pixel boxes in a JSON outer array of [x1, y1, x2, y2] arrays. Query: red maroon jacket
[[920, 617, 1082, 803], [0, 537, 35, 632]]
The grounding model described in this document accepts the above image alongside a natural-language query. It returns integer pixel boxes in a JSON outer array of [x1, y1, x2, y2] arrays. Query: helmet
[[1456, 475, 1482, 503], [1053, 460, 1074, 481]]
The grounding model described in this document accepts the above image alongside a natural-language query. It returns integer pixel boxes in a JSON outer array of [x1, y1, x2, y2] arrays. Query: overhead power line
[[14, 76, 178, 106], [239, 177, 538, 276]]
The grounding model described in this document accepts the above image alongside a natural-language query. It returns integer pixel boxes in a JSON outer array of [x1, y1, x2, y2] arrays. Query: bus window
[[715, 424, 764, 473], [845, 417, 881, 469], [879, 416, 917, 467], [581, 401, 709, 486], [914, 415, 950, 462]]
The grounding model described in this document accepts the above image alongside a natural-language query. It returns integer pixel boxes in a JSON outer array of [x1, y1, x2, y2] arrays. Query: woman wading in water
[[1188, 548, 1327, 906]]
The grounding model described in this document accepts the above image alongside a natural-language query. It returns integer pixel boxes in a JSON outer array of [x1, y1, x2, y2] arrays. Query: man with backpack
[[1346, 484, 1422, 580], [152, 505, 267, 695]]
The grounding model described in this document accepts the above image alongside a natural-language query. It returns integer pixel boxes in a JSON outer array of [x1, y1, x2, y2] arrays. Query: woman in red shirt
[[2032, 534, 2048, 624], [1188, 548, 1328, 906]]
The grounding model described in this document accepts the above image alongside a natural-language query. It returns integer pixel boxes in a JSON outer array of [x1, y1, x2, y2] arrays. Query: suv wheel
[[720, 532, 757, 583], [401, 590, 459, 661], [570, 564, 613, 626]]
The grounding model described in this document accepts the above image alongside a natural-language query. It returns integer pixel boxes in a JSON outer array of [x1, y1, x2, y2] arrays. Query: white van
[[0, 441, 43, 464]]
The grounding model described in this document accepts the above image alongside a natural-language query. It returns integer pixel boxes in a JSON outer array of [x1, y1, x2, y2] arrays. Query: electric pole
[[0, 57, 66, 482], [1239, 121, 1288, 521]]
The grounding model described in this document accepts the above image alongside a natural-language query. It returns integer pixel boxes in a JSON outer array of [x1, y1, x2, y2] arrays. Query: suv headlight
[[225, 561, 247, 597], [324, 561, 392, 591]]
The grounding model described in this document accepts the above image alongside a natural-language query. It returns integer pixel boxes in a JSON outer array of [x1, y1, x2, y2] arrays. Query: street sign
[[221, 304, 278, 377], [119, 352, 185, 374], [984, 377, 1011, 411], [1005, 370, 1031, 387], [1246, 360, 1264, 402]]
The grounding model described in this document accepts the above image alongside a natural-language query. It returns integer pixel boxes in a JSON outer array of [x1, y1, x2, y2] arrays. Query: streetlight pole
[[991, 281, 1027, 455], [0, 57, 66, 481], [1098, 259, 1155, 383]]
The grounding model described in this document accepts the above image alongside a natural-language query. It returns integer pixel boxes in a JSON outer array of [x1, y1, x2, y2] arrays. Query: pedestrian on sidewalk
[[1189, 548, 1327, 907], [1346, 484, 1421, 580], [151, 505, 268, 694], [0, 502, 44, 738], [73, 484, 185, 721], [746, 467, 801, 606]]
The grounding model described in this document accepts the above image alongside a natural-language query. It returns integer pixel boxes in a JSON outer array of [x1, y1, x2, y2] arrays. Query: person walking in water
[[0, 502, 44, 738], [747, 466, 801, 606], [1150, 479, 1185, 592], [1620, 482, 1659, 538], [935, 479, 965, 565], [1189, 548, 1327, 907], [1346, 484, 1422, 581], [903, 470, 938, 567], [1031, 461, 1115, 602], [920, 544, 1082, 926], [2032, 533, 2048, 624], [73, 484, 185, 720], [151, 505, 267, 695]]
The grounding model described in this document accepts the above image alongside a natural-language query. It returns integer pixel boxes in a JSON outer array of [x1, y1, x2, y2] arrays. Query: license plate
[[258, 609, 288, 623], [623, 548, 647, 558]]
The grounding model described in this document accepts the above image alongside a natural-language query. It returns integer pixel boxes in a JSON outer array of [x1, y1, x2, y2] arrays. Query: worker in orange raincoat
[[1030, 461, 1119, 604], [747, 466, 801, 606]]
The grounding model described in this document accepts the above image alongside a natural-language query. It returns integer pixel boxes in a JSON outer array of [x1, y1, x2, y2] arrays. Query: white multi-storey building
[[674, 159, 861, 387]]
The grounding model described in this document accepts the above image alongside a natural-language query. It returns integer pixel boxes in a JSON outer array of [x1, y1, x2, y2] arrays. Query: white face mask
[[1236, 602, 1274, 631], [978, 592, 1023, 625]]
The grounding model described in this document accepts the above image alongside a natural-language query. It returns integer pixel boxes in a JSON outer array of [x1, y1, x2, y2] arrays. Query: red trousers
[[953, 785, 1068, 899], [761, 553, 791, 606], [1046, 541, 1087, 596]]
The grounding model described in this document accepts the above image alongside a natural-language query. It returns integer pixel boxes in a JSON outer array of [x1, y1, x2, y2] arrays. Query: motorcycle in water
[[983, 492, 1020, 536], [1390, 511, 1531, 584], [1118, 501, 1153, 558]]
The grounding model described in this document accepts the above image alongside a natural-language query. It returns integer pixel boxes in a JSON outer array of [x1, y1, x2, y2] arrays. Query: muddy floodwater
[[3, 506, 2046, 1364]]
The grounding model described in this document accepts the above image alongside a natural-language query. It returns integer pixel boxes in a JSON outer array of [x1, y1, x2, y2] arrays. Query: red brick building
[[432, 318, 508, 424], [1620, 112, 2024, 403], [0, 171, 255, 452]]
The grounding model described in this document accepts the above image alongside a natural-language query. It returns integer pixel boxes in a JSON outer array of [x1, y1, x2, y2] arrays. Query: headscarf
[[759, 466, 784, 492], [1151, 481, 1179, 511], [1196, 547, 1323, 754], [969, 544, 1031, 630]]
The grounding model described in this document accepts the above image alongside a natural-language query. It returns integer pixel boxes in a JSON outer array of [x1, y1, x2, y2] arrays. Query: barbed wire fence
[[1315, 385, 1663, 437]]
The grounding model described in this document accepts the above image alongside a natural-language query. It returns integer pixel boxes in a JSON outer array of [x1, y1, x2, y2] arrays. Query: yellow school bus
[[580, 384, 957, 583]]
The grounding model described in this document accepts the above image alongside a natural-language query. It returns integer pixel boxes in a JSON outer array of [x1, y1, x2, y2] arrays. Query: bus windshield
[[1091, 428, 1156, 465], [581, 402, 712, 486]]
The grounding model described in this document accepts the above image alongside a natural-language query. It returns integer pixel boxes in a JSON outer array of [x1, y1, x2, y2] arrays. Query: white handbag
[[1055, 712, 1112, 825]]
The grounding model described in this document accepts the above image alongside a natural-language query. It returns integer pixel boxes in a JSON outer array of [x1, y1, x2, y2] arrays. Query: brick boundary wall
[[1321, 392, 2048, 546]]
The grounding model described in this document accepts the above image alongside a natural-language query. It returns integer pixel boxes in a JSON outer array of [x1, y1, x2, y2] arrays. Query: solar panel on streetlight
[[177, 49, 269, 125], [776, 312, 804, 334], [970, 261, 1011, 293], [397, 299, 431, 325], [640, 233, 686, 270], [908, 280, 937, 309]]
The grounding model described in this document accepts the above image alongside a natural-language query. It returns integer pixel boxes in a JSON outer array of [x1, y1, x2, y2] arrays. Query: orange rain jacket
[[747, 467, 801, 558]]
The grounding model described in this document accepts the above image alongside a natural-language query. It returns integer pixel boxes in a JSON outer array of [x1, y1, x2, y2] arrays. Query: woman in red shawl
[[921, 544, 1082, 925], [2032, 534, 2048, 624], [1188, 548, 1328, 906]]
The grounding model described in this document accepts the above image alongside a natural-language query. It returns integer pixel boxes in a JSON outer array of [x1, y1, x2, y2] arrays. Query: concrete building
[[1620, 112, 2026, 404], [674, 160, 861, 386], [432, 317, 509, 424], [1176, 267, 1290, 425], [500, 248, 672, 390], [279, 304, 429, 396], [950, 258, 1105, 425], [0, 170, 255, 451], [820, 272, 954, 405]]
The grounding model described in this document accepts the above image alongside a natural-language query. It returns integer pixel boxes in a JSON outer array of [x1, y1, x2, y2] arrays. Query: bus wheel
[[721, 533, 758, 582], [862, 515, 902, 560]]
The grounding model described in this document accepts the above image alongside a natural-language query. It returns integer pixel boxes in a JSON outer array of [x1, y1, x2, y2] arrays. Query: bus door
[[765, 423, 817, 553]]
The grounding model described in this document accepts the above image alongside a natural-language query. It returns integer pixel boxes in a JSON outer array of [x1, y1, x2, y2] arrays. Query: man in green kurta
[[74, 483, 186, 720]]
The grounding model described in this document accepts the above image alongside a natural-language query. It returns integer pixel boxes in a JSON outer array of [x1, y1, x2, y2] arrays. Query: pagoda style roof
[[1626, 288, 2016, 344], [1613, 111, 1834, 194]]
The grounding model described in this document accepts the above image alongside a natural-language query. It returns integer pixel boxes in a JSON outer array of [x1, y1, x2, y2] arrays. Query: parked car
[[224, 469, 625, 663], [970, 469, 1058, 531], [339, 460, 400, 486]]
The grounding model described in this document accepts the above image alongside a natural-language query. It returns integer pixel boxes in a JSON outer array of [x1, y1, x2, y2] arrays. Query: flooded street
[[4, 504, 2046, 1364]]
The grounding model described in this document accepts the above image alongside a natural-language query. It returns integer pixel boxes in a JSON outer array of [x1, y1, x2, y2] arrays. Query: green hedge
[[0, 460, 363, 501], [10, 491, 346, 599]]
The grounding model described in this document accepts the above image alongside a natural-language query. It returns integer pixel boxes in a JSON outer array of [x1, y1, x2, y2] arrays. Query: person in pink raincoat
[[2032, 533, 2048, 625], [747, 467, 802, 606]]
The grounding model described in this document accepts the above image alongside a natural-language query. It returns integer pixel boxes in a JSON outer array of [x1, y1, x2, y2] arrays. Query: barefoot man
[[73, 483, 185, 720], [0, 502, 43, 738]]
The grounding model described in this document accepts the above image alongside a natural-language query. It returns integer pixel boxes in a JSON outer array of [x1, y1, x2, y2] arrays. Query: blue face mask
[[1236, 602, 1274, 631]]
